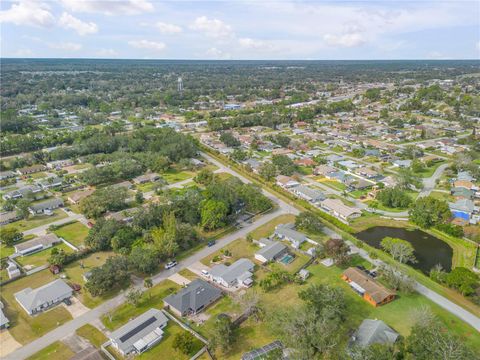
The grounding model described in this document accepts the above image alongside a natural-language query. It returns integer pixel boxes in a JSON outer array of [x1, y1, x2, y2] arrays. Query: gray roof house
[[14, 233, 61, 256], [28, 198, 64, 215], [164, 279, 222, 317], [109, 308, 168, 356], [350, 319, 399, 348], [210, 258, 255, 288], [15, 279, 73, 315], [37, 177, 63, 190], [0, 302, 9, 329], [274, 223, 307, 249], [255, 242, 288, 264], [3, 185, 41, 200], [290, 185, 326, 203]]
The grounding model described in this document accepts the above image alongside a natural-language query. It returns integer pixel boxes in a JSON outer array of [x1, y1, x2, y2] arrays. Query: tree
[[173, 331, 197, 355], [151, 212, 179, 258], [259, 162, 276, 181], [411, 159, 425, 173], [409, 196, 451, 228], [376, 187, 412, 208], [85, 219, 121, 251], [16, 199, 31, 220], [135, 191, 144, 204], [144, 277, 153, 292], [80, 186, 128, 219], [126, 288, 143, 307], [200, 199, 228, 230], [111, 227, 138, 253], [295, 212, 323, 234], [272, 155, 296, 176], [349, 343, 397, 360], [324, 238, 350, 265], [129, 247, 159, 274], [396, 168, 421, 190], [1, 227, 22, 246], [380, 237, 416, 264], [445, 267, 479, 296], [194, 168, 214, 186], [298, 284, 346, 320], [209, 315, 234, 352], [378, 265, 415, 293], [85, 256, 130, 297], [233, 290, 263, 322], [219, 132, 240, 147], [231, 149, 247, 161]]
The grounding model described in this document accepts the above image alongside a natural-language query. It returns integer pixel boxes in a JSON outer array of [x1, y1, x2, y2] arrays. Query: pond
[[356, 226, 452, 274]]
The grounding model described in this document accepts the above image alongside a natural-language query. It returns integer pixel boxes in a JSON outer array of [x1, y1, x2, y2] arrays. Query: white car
[[201, 269, 209, 277], [165, 261, 177, 270]]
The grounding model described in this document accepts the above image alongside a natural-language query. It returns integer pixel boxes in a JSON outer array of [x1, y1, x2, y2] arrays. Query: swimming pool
[[279, 254, 294, 264]]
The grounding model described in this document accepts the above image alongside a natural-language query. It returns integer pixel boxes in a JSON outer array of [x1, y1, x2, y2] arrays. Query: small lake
[[356, 226, 452, 274]]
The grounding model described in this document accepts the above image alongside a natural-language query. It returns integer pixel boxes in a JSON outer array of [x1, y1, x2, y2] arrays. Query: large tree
[[409, 196, 451, 228], [200, 199, 228, 230], [380, 237, 416, 264], [209, 315, 235, 353]]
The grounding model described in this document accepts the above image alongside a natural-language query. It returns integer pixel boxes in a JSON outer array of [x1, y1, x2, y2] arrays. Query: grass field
[[247, 214, 296, 240], [413, 161, 447, 178], [162, 169, 196, 184], [16, 242, 74, 270], [101, 280, 180, 331], [316, 179, 347, 191], [26, 341, 74, 360], [1, 210, 68, 233], [0, 269, 73, 344], [201, 238, 258, 266], [76, 324, 108, 348], [54, 221, 89, 247]]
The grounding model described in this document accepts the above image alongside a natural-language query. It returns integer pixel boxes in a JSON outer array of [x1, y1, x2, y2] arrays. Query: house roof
[[109, 308, 168, 354], [14, 233, 60, 253], [0, 308, 9, 328], [275, 224, 306, 243], [29, 198, 64, 212], [343, 268, 395, 304], [164, 279, 222, 314], [15, 279, 72, 313], [352, 319, 399, 347], [321, 199, 361, 218], [293, 185, 325, 201], [68, 189, 95, 203], [256, 241, 287, 261], [210, 258, 254, 284], [449, 199, 474, 213]]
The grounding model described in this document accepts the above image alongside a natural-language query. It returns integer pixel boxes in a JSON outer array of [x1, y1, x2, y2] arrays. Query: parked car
[[87, 221, 94, 228], [207, 240, 216, 247], [165, 260, 177, 270], [63, 298, 72, 306], [201, 269, 209, 277]]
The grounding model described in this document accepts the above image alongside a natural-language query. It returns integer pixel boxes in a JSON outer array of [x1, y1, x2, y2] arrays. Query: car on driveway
[[165, 260, 177, 270], [207, 240, 216, 247]]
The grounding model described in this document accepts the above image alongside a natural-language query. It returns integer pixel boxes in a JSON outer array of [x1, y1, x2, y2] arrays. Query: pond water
[[356, 226, 452, 274]]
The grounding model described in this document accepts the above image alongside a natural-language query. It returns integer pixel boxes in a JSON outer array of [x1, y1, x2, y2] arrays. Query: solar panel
[[119, 316, 157, 343]]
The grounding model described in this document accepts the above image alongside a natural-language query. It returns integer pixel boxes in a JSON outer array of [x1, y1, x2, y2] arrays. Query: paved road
[[418, 163, 449, 198]]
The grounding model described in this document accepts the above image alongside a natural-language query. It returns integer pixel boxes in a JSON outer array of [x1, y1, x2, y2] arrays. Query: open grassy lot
[[247, 214, 296, 240], [76, 324, 108, 348], [26, 341, 74, 360], [414, 161, 447, 178], [54, 221, 89, 247], [365, 200, 408, 213], [16, 242, 74, 270], [62, 251, 116, 308], [1, 210, 68, 233], [162, 168, 196, 184], [429, 190, 455, 203], [316, 179, 347, 191], [0, 269, 73, 344], [349, 214, 413, 232], [138, 322, 204, 360], [101, 280, 180, 331], [201, 238, 258, 266]]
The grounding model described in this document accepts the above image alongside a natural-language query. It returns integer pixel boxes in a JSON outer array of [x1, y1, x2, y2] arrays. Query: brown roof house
[[342, 267, 395, 307]]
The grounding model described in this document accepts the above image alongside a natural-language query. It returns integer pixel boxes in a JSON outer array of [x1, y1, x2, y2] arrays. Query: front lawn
[[27, 341, 74, 360], [16, 242, 74, 270], [201, 238, 258, 266], [162, 169, 196, 184], [247, 214, 296, 240], [54, 221, 89, 247], [1, 210, 68, 232], [76, 324, 108, 348], [101, 279, 180, 331], [0, 269, 73, 344]]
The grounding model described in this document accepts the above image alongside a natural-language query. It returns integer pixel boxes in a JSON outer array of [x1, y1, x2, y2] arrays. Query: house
[[6, 261, 21, 279], [0, 211, 22, 225], [209, 258, 255, 288], [342, 267, 395, 307], [290, 185, 326, 203], [320, 199, 361, 222], [14, 233, 61, 256], [457, 171, 475, 182], [38, 177, 63, 190], [274, 223, 307, 249], [111, 181, 133, 190], [338, 160, 360, 170], [453, 180, 476, 190], [298, 269, 310, 281], [350, 319, 399, 348], [255, 241, 288, 264], [449, 199, 475, 222], [17, 165, 47, 176], [355, 167, 379, 179], [3, 185, 42, 200], [272, 148, 293, 156], [0, 303, 9, 329], [28, 198, 64, 215], [15, 279, 73, 315], [243, 159, 262, 173], [275, 175, 300, 189], [46, 159, 74, 170], [163, 279, 222, 316], [109, 308, 168, 356], [241, 341, 287, 360], [133, 173, 161, 184], [314, 165, 337, 176], [68, 189, 95, 204], [0, 171, 16, 181], [347, 179, 373, 191], [105, 207, 141, 223], [381, 175, 398, 188], [451, 187, 474, 200], [295, 158, 315, 167], [392, 159, 412, 168], [325, 154, 344, 164]]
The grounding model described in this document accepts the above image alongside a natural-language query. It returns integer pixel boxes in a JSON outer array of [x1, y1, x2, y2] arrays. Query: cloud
[[191, 16, 233, 39], [14, 48, 34, 57], [238, 38, 265, 50], [59, 12, 98, 35], [49, 42, 82, 51], [0, 0, 54, 27], [323, 33, 366, 48], [96, 48, 118, 57], [205, 47, 231, 59], [155, 21, 182, 34], [60, 0, 154, 16], [128, 39, 166, 52]]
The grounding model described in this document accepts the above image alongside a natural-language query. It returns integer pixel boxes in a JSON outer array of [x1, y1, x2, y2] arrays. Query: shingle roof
[[29, 198, 64, 211], [210, 259, 255, 284], [15, 279, 72, 313], [353, 319, 399, 347], [256, 242, 287, 261], [164, 279, 222, 315], [14, 233, 60, 253], [343, 268, 395, 304], [275, 224, 306, 243]]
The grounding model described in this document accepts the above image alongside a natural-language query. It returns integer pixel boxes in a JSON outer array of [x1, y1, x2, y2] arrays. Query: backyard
[[1, 210, 68, 233], [16, 242, 75, 270], [53, 221, 89, 248]]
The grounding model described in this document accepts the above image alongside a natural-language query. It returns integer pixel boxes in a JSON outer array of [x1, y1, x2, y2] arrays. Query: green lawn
[[162, 169, 196, 184], [62, 251, 116, 308], [0, 269, 73, 344], [76, 324, 108, 348], [101, 280, 180, 331], [413, 161, 447, 178], [247, 214, 296, 240], [0, 234, 35, 258], [429, 191, 455, 203], [318, 179, 347, 191], [365, 200, 409, 213], [201, 238, 258, 266], [1, 210, 68, 232], [54, 221, 89, 247], [27, 341, 74, 360], [349, 189, 370, 199], [16, 242, 74, 270], [138, 323, 204, 360]]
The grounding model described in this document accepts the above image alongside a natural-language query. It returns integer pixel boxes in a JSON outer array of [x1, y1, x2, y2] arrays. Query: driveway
[[168, 273, 191, 286], [0, 330, 22, 357], [63, 297, 89, 318]]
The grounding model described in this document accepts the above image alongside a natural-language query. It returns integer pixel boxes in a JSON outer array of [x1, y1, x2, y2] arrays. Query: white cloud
[[49, 42, 82, 51], [128, 39, 166, 52], [14, 48, 34, 57], [205, 47, 231, 59], [0, 0, 54, 28], [60, 0, 154, 16], [238, 38, 265, 50], [96, 48, 118, 57], [154, 21, 182, 34], [59, 12, 98, 35], [191, 16, 233, 39], [323, 33, 366, 48]]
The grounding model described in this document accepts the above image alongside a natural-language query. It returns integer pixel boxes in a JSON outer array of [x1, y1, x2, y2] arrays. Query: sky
[[1, 0, 479, 60]]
